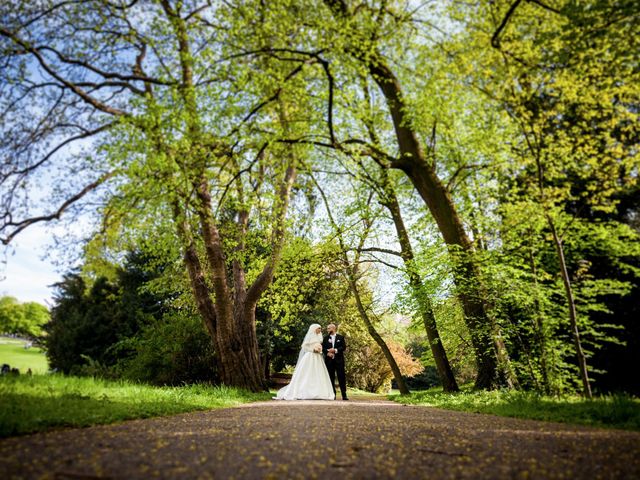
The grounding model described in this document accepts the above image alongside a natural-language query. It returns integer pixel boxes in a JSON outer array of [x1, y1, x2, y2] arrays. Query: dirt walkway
[[1, 398, 638, 479]]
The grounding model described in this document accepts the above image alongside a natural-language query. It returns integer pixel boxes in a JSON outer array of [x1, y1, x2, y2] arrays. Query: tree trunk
[[173, 201, 264, 389], [347, 267, 412, 395], [531, 145, 590, 398], [212, 306, 267, 391], [172, 202, 221, 355], [379, 170, 459, 392], [323, 0, 508, 389], [547, 216, 592, 398], [176, 161, 295, 393], [370, 62, 506, 389], [188, 177, 266, 391], [162, 2, 271, 391], [313, 174, 411, 395]]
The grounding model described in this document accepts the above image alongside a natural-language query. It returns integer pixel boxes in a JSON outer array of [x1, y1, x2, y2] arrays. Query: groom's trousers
[[325, 358, 347, 399]]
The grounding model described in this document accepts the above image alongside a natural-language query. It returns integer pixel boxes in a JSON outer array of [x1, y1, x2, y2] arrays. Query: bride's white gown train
[[274, 325, 335, 401]]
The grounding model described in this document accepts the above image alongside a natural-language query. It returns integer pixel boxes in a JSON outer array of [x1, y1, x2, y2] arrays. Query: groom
[[323, 323, 348, 401]]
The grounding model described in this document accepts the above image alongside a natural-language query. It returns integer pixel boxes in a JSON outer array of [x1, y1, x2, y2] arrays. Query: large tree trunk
[[191, 177, 266, 390], [323, 0, 509, 389], [173, 159, 295, 392], [163, 2, 268, 391], [368, 62, 508, 389], [379, 170, 459, 392], [173, 200, 265, 389], [214, 306, 267, 391]]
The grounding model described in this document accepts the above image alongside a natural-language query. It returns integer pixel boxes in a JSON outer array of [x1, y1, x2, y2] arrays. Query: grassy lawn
[[0, 336, 48, 373], [0, 374, 272, 437], [391, 386, 640, 431]]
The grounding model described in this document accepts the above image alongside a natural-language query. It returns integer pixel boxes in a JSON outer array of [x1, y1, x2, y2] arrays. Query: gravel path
[[0, 398, 638, 479]]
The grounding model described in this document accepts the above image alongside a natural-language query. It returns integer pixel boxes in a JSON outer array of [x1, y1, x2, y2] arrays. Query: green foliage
[[393, 387, 640, 431], [45, 273, 148, 375], [405, 296, 477, 386], [259, 236, 421, 394], [261, 238, 332, 335], [259, 238, 348, 371], [343, 321, 423, 394], [0, 297, 49, 339], [432, 0, 640, 394], [114, 310, 216, 386], [0, 374, 270, 437], [480, 198, 640, 394]]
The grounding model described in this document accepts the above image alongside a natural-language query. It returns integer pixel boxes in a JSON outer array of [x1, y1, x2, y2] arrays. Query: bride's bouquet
[[312, 342, 323, 353]]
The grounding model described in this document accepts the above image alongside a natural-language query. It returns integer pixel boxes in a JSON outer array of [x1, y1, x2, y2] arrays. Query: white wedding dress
[[274, 324, 335, 401]]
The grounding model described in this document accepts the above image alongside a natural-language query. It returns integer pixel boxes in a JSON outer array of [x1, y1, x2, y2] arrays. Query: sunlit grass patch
[[0, 336, 49, 374], [392, 386, 640, 431], [0, 374, 271, 437]]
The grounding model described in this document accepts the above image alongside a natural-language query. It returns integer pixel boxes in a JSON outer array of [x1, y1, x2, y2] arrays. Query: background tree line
[[0, 296, 49, 339]]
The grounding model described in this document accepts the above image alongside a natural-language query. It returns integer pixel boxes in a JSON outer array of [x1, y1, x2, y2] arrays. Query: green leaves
[[0, 297, 50, 339]]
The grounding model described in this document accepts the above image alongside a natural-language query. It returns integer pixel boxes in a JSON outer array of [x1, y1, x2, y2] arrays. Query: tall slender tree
[[460, 0, 640, 397], [314, 0, 511, 388], [314, 175, 411, 395]]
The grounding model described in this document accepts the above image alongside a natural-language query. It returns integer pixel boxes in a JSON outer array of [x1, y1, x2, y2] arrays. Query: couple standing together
[[274, 323, 348, 401]]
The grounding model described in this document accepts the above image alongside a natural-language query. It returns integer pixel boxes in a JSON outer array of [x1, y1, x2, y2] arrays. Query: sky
[[0, 224, 62, 306]]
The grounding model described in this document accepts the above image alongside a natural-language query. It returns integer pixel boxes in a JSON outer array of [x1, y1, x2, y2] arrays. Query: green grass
[[0, 336, 49, 374], [0, 374, 272, 437], [391, 386, 640, 431]]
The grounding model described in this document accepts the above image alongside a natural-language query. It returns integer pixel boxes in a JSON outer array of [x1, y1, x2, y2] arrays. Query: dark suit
[[323, 333, 347, 399]]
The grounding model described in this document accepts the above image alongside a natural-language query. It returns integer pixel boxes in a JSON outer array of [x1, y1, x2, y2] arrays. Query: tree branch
[[356, 247, 403, 257], [215, 143, 267, 217], [491, 0, 524, 49], [2, 122, 115, 180], [234, 61, 310, 131], [446, 163, 489, 192], [1, 170, 116, 245], [245, 162, 297, 307], [0, 27, 129, 116], [37, 45, 173, 87], [527, 0, 561, 15]]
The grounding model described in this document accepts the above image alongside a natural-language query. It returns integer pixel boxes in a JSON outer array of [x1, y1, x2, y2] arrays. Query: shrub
[[114, 311, 217, 386]]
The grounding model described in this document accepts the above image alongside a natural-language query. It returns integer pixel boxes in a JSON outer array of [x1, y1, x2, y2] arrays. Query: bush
[[344, 326, 424, 394], [115, 311, 217, 386], [46, 275, 138, 374]]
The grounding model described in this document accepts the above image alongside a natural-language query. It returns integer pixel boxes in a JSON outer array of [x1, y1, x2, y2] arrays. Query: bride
[[274, 323, 335, 400]]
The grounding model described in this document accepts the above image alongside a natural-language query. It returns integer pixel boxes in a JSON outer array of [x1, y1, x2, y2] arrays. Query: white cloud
[[0, 225, 62, 305]]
